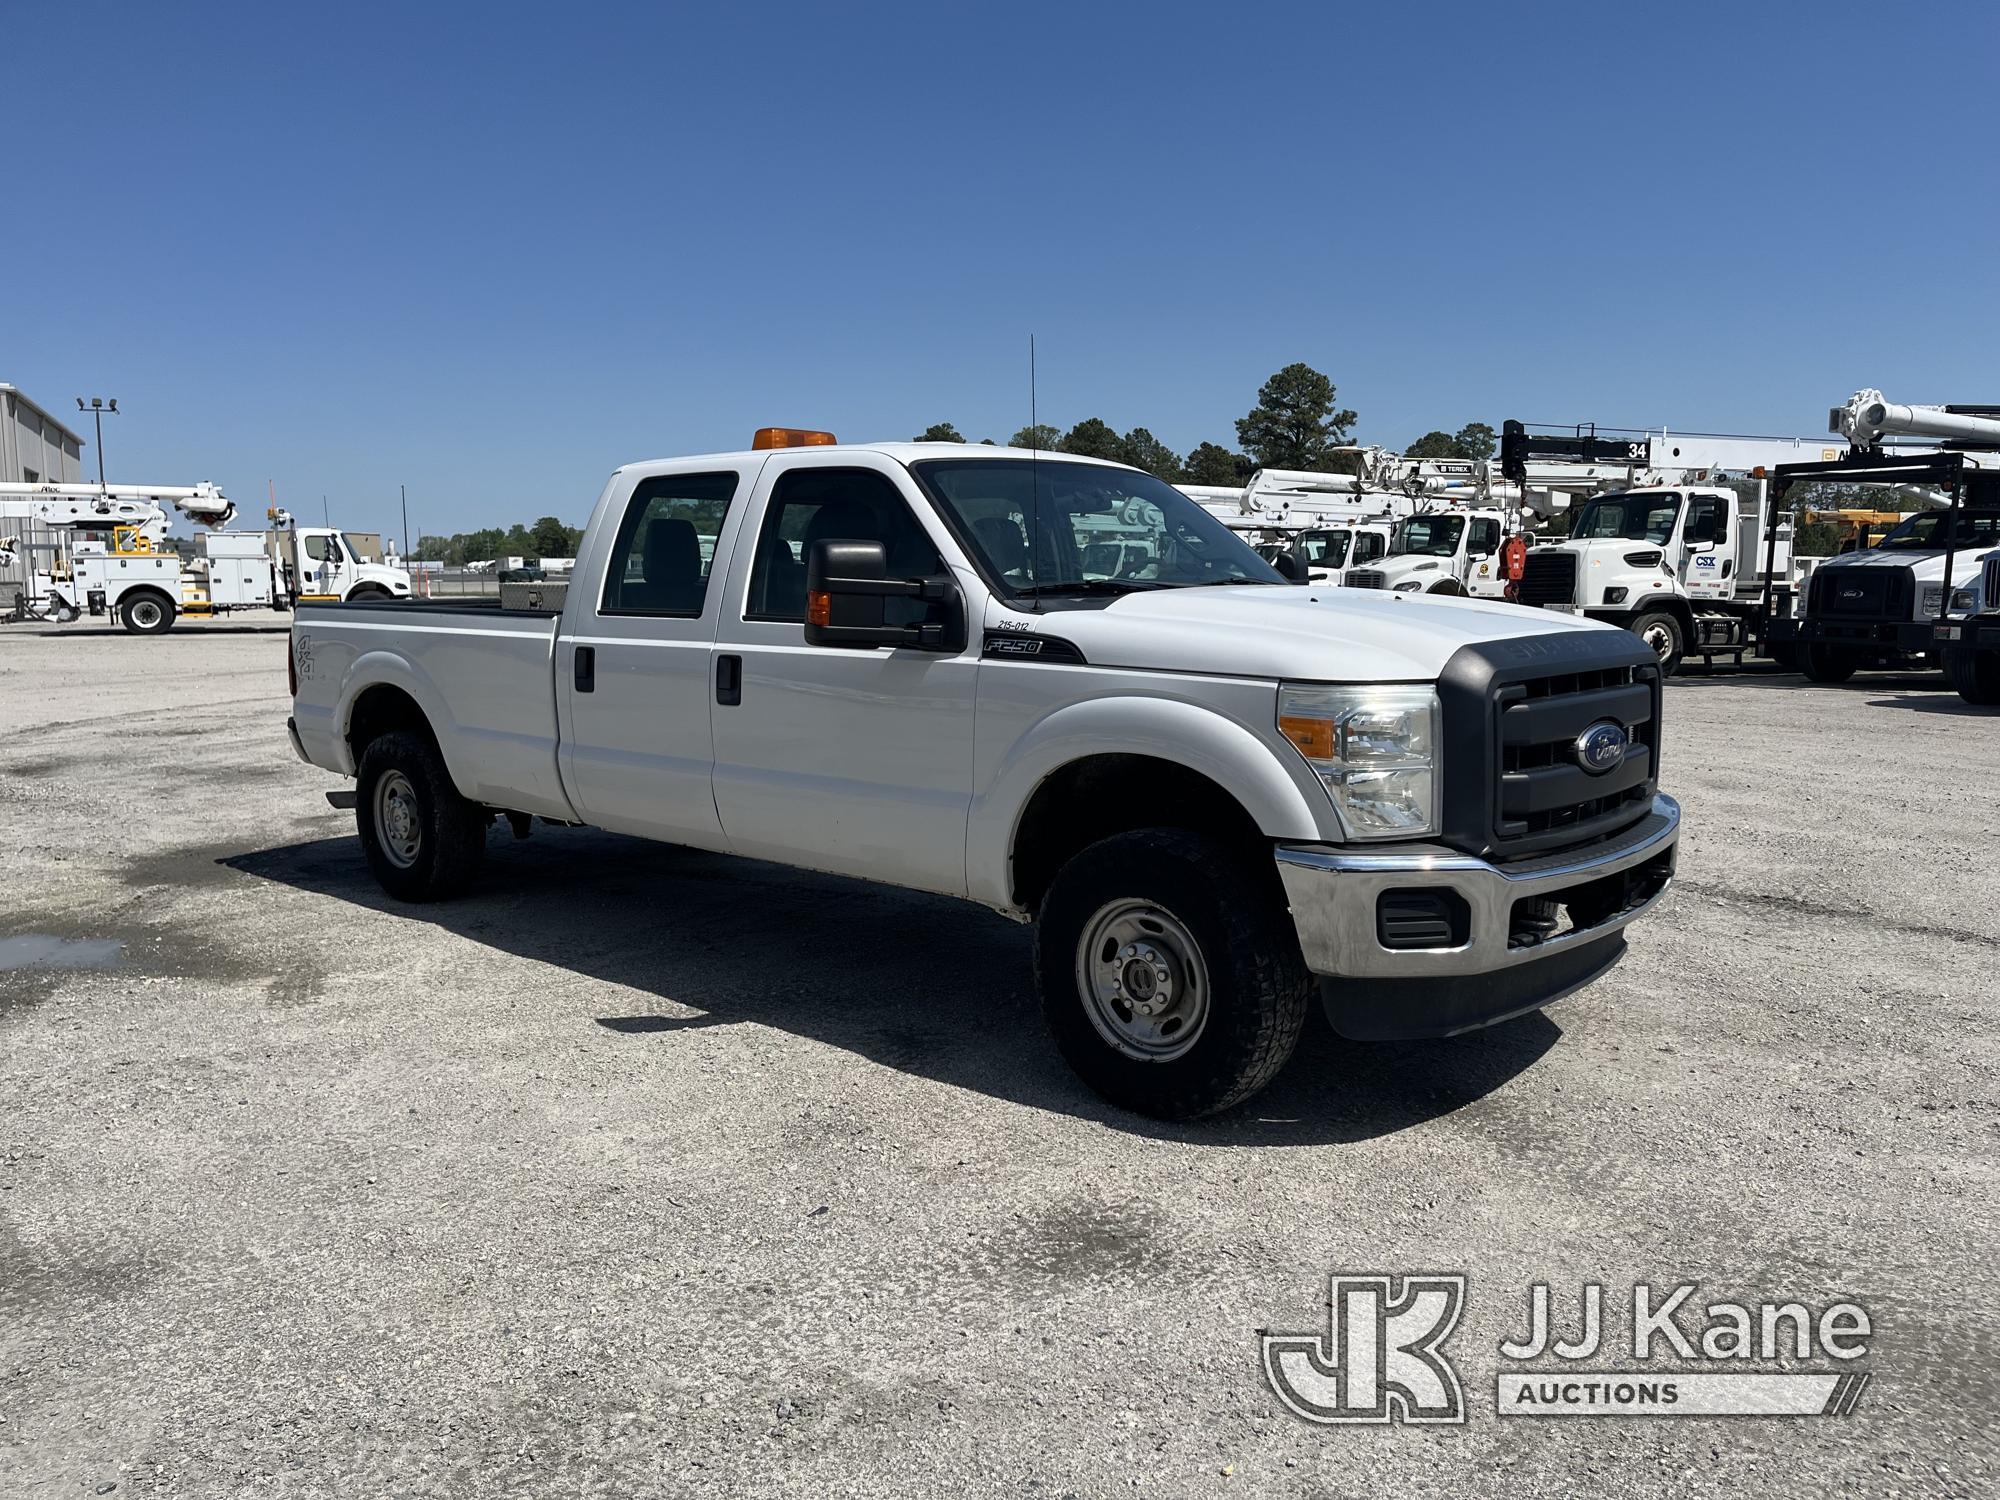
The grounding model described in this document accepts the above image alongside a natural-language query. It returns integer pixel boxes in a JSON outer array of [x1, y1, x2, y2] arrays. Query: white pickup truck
[[287, 433, 1679, 1118]]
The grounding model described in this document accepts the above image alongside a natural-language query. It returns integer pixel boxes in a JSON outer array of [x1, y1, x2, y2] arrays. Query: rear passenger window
[[746, 468, 941, 623], [601, 472, 738, 616]]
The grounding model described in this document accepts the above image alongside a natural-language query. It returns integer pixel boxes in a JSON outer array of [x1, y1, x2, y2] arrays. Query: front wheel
[[119, 592, 176, 634], [1798, 641, 1859, 684], [355, 731, 487, 901], [1034, 829, 1310, 1119], [1629, 610, 1684, 676], [1945, 646, 2000, 706], [347, 584, 393, 601]]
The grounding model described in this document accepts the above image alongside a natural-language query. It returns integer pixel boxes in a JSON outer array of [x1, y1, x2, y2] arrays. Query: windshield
[[911, 459, 1284, 593], [1874, 509, 2000, 551], [1297, 529, 1351, 568], [1571, 492, 1681, 544], [1390, 514, 1464, 557]]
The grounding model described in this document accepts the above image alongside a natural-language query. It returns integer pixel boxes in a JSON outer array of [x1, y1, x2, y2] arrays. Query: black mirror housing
[[804, 538, 966, 652]]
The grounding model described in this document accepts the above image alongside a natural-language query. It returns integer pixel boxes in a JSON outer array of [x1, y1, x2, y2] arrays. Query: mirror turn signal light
[[752, 427, 838, 450], [807, 590, 832, 627]]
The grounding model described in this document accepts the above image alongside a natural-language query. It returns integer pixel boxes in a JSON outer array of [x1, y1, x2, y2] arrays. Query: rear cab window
[[600, 472, 739, 616]]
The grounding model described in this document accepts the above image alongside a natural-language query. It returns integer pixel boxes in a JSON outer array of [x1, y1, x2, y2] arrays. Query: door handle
[[716, 653, 742, 706], [574, 645, 595, 693]]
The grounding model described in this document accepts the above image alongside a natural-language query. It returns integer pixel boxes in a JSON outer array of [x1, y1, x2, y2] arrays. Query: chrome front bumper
[[1275, 794, 1680, 981]]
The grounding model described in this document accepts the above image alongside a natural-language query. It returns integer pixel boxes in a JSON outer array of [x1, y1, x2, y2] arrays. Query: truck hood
[[1362, 553, 1456, 586], [1817, 548, 1973, 582], [985, 584, 1617, 682]]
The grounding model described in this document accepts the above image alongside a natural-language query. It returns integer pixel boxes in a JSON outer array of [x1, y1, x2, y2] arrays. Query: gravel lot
[[2, 620, 1995, 1499]]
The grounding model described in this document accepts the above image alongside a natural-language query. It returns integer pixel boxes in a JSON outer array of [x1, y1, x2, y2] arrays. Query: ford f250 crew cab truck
[[286, 432, 1680, 1119]]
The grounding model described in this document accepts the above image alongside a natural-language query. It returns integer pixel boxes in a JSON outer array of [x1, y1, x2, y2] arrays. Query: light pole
[[400, 484, 410, 562], [75, 397, 118, 492]]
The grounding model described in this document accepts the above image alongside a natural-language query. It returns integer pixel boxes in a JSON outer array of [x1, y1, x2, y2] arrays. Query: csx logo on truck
[[1693, 555, 1717, 569]]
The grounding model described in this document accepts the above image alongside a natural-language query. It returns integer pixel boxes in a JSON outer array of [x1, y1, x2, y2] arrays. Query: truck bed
[[291, 599, 574, 819]]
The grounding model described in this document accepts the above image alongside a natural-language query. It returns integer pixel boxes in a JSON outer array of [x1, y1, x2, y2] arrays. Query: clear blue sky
[[8, 0, 1995, 539]]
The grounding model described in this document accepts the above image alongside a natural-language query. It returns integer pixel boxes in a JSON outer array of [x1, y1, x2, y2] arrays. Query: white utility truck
[[0, 483, 411, 632], [286, 433, 1680, 1119], [1762, 393, 2000, 683], [1936, 550, 2000, 705], [1340, 507, 1518, 599]]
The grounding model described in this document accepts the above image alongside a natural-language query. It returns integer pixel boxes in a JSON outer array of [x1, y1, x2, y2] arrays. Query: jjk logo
[[1262, 1274, 1466, 1425]]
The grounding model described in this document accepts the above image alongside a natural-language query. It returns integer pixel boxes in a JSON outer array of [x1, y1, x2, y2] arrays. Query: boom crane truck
[[1762, 392, 2000, 684], [0, 481, 411, 633]]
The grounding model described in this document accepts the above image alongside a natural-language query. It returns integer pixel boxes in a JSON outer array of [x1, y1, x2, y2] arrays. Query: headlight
[[1604, 586, 1629, 605], [1278, 684, 1438, 839], [1920, 584, 1945, 616], [1393, 579, 1423, 593], [1951, 587, 1978, 613]]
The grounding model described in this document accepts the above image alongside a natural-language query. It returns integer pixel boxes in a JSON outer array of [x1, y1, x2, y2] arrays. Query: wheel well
[[1010, 754, 1269, 912], [121, 586, 174, 608], [346, 684, 435, 763]]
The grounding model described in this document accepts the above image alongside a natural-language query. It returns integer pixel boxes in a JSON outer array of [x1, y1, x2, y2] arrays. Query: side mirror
[[804, 539, 966, 652], [1272, 551, 1304, 583]]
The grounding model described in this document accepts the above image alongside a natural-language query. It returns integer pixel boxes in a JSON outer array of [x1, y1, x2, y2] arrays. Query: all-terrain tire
[[1033, 829, 1311, 1120], [1945, 646, 2000, 706], [354, 730, 487, 901], [1798, 641, 1859, 684], [1629, 610, 1684, 676]]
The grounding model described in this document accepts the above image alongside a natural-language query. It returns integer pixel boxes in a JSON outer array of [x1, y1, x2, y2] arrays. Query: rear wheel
[[355, 730, 487, 901], [1945, 646, 2000, 706], [119, 591, 176, 634], [1798, 641, 1859, 684], [1034, 829, 1310, 1119], [1629, 610, 1684, 676]]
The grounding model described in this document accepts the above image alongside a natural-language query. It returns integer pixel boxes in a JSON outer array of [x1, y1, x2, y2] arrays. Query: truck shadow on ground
[[224, 829, 1560, 1147]]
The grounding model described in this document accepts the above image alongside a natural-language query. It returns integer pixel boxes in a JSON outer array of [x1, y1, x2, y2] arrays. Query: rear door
[[557, 461, 760, 849], [708, 452, 980, 896]]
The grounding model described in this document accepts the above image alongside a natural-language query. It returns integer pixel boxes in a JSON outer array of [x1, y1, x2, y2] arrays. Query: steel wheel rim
[[132, 599, 161, 627], [1074, 898, 1210, 1062], [373, 769, 422, 869], [1640, 621, 1675, 661]]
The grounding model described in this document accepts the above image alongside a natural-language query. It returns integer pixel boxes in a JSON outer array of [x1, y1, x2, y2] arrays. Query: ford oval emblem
[[1576, 721, 1629, 775]]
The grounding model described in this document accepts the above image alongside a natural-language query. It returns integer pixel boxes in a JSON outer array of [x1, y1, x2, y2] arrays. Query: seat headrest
[[643, 516, 700, 585]]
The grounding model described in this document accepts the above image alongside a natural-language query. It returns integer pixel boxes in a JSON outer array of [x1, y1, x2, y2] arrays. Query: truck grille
[[1345, 569, 1388, 589], [1807, 565, 1912, 621], [1984, 554, 1999, 608], [1437, 633, 1662, 860], [1517, 549, 1578, 608], [1494, 664, 1658, 846]]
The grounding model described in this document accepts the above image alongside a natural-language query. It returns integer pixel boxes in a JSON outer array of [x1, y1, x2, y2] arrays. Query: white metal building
[[0, 384, 85, 484]]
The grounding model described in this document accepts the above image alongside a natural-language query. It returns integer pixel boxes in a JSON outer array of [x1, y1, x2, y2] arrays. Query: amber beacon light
[[751, 427, 839, 450]]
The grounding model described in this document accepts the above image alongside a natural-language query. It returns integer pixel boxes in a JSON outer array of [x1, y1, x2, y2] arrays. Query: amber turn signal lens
[[752, 427, 838, 450], [1278, 713, 1334, 763], [807, 590, 831, 627]]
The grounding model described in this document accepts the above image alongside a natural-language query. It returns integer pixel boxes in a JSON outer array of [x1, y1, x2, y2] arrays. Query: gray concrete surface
[[2, 619, 1995, 1498]]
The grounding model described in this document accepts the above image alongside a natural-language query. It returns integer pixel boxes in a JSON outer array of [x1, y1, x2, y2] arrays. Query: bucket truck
[[0, 482, 411, 633], [1761, 392, 2000, 683], [1500, 421, 1892, 674]]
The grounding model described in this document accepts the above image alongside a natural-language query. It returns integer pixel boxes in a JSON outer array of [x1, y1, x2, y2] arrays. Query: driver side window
[[746, 467, 942, 625]]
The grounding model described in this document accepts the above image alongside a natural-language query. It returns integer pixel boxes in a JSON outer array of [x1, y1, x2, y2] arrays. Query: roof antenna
[[1029, 333, 1042, 605]]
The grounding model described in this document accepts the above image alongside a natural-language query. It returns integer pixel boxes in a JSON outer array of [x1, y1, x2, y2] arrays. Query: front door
[[558, 464, 755, 850], [709, 456, 979, 897]]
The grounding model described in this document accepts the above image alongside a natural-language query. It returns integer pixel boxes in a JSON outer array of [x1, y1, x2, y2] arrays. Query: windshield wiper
[[1011, 579, 1169, 597]]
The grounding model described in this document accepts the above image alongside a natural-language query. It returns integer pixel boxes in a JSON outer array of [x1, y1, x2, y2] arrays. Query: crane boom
[[1833, 389, 2000, 451], [0, 480, 235, 531]]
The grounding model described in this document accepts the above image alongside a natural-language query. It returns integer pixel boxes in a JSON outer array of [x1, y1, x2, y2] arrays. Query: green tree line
[[413, 516, 582, 565]]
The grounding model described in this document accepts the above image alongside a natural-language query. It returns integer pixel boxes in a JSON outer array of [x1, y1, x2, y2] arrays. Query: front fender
[[965, 692, 1340, 910]]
